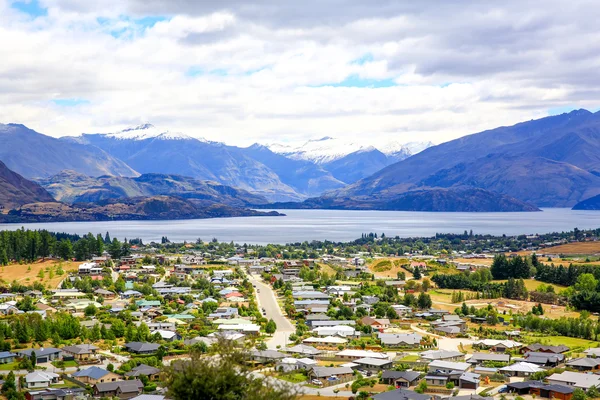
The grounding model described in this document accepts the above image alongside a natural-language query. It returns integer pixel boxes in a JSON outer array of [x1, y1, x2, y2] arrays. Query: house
[[567, 357, 600, 371], [24, 371, 60, 388], [425, 374, 450, 387], [336, 349, 389, 361], [432, 324, 462, 336], [468, 353, 510, 366], [353, 357, 394, 371], [360, 316, 391, 330], [473, 339, 522, 352], [283, 344, 322, 358], [499, 361, 543, 377], [584, 348, 600, 358], [93, 380, 143, 399], [372, 388, 432, 400], [250, 350, 286, 363], [524, 351, 565, 367], [507, 381, 574, 400], [378, 333, 422, 348], [125, 364, 161, 380], [520, 344, 569, 354], [391, 304, 413, 316], [303, 336, 348, 346], [62, 344, 99, 361], [428, 360, 470, 375], [0, 351, 17, 364], [547, 371, 600, 390], [17, 348, 62, 363], [25, 388, 87, 400], [72, 366, 120, 385], [380, 370, 421, 388], [276, 357, 318, 373], [155, 330, 181, 342], [0, 304, 19, 315], [420, 350, 464, 362], [312, 325, 357, 337], [124, 342, 160, 354], [24, 290, 43, 299], [94, 288, 116, 299], [459, 372, 481, 389], [307, 366, 354, 386]]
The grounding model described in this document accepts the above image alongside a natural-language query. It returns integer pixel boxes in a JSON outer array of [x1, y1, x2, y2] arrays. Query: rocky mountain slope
[[573, 194, 600, 210], [38, 170, 270, 207], [326, 109, 600, 208], [0, 161, 55, 209], [0, 196, 282, 223], [0, 123, 138, 179]]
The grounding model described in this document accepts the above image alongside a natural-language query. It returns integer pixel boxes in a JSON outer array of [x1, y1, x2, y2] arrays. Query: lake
[[1, 208, 599, 245]]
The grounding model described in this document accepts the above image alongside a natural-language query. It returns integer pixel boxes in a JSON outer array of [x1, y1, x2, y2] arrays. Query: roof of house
[[372, 388, 431, 400], [420, 350, 463, 360], [25, 371, 59, 383], [499, 362, 543, 373], [62, 344, 99, 355], [547, 371, 600, 389], [95, 379, 143, 394], [0, 351, 16, 359], [429, 360, 470, 371], [459, 372, 480, 383], [284, 344, 322, 355], [309, 366, 354, 378], [336, 349, 388, 359], [125, 364, 161, 377], [508, 381, 574, 394], [381, 370, 421, 382], [72, 366, 111, 380], [378, 333, 422, 345], [474, 339, 522, 348], [18, 347, 62, 357], [354, 357, 393, 366], [522, 344, 569, 353], [250, 350, 286, 359], [469, 353, 510, 363], [567, 357, 600, 368], [124, 342, 160, 353]]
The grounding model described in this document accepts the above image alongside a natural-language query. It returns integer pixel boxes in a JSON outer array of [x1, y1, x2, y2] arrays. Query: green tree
[[265, 319, 277, 335], [84, 304, 97, 316], [573, 388, 586, 400], [162, 340, 298, 400], [575, 273, 598, 292], [417, 292, 432, 309]]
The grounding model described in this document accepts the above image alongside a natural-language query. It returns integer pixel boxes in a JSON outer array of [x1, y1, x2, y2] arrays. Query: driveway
[[247, 274, 295, 349]]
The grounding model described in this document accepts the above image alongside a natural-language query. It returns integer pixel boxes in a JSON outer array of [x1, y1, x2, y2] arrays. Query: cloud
[[0, 0, 598, 146]]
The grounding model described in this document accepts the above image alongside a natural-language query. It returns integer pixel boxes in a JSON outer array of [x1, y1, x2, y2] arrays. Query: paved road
[[247, 274, 295, 349]]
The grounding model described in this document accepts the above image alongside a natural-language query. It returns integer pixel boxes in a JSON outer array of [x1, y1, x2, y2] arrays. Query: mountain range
[[0, 160, 54, 209], [2, 109, 600, 213]]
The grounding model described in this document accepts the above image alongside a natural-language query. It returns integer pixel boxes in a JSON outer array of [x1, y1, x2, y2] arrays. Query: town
[[0, 228, 599, 400]]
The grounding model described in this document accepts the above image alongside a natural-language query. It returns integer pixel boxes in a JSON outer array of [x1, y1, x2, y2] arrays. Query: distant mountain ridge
[[0, 161, 55, 208], [0, 123, 138, 179], [38, 170, 270, 207], [323, 109, 600, 208]]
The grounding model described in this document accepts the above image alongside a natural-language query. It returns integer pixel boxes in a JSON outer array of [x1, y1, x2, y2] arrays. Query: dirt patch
[[0, 259, 78, 289], [368, 258, 413, 279], [543, 242, 600, 255]]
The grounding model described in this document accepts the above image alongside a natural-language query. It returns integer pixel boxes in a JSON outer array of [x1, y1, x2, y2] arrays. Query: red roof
[[90, 275, 103, 280], [120, 266, 130, 270], [225, 292, 243, 298]]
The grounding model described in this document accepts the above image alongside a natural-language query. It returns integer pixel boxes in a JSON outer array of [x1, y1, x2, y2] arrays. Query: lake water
[[1, 208, 600, 245]]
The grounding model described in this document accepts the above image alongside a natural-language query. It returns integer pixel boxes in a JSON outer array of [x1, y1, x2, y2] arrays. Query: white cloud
[[0, 0, 598, 146]]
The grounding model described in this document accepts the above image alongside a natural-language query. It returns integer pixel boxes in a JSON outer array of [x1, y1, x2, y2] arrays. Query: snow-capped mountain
[[94, 123, 199, 141], [268, 137, 434, 164]]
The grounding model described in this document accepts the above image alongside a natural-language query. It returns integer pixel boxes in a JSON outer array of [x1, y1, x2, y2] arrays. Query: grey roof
[[125, 342, 160, 353], [372, 388, 431, 400], [126, 364, 161, 377], [0, 351, 16, 359], [508, 381, 574, 394], [460, 372, 481, 383], [469, 353, 510, 363], [379, 333, 422, 346], [522, 344, 569, 353], [305, 313, 331, 321], [420, 350, 463, 360], [449, 396, 493, 400], [309, 366, 353, 378], [567, 357, 600, 368], [354, 357, 393, 366], [18, 347, 62, 357], [381, 370, 421, 382], [95, 379, 143, 393], [62, 344, 99, 355], [284, 344, 322, 355], [73, 366, 110, 380], [250, 350, 286, 359]]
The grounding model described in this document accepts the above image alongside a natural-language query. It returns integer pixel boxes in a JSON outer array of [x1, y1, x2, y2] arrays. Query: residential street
[[247, 273, 295, 349]]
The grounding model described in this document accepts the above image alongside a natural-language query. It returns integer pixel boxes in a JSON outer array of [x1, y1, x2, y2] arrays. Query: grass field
[[0, 362, 18, 371], [0, 259, 78, 289], [367, 258, 413, 279], [544, 242, 600, 255], [493, 279, 567, 292], [522, 335, 600, 349], [278, 372, 308, 384]]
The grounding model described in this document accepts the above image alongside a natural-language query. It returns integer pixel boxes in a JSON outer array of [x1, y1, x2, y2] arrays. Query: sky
[[1, 0, 599, 147]]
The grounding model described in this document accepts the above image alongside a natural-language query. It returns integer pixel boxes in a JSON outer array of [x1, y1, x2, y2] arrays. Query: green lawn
[[0, 362, 18, 371], [523, 335, 599, 349], [278, 372, 308, 383], [399, 354, 421, 362], [52, 360, 78, 368]]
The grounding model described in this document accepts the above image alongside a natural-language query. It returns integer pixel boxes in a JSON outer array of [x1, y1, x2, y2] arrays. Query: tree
[[575, 273, 598, 292], [108, 238, 122, 259], [573, 388, 586, 400], [2, 370, 16, 393], [413, 266, 422, 280], [162, 340, 298, 400], [265, 319, 277, 335], [417, 292, 432, 309]]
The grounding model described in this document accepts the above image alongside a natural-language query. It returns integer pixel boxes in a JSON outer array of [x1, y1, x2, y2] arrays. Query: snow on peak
[[99, 124, 202, 141], [267, 137, 434, 163]]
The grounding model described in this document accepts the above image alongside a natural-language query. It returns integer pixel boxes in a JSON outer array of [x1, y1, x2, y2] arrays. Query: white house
[[24, 371, 60, 388]]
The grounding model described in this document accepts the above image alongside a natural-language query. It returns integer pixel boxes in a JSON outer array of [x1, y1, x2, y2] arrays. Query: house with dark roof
[[380, 370, 421, 388], [308, 366, 354, 386], [125, 364, 161, 380], [372, 388, 432, 400], [459, 372, 481, 389], [25, 387, 87, 400], [507, 381, 574, 400], [17, 348, 62, 363], [420, 350, 465, 362], [524, 351, 565, 367], [62, 344, 99, 361], [72, 366, 120, 385], [520, 344, 569, 354], [0, 351, 17, 364], [566, 357, 600, 372], [124, 342, 160, 354], [250, 350, 286, 363], [353, 357, 394, 371], [93, 380, 143, 399], [468, 353, 510, 366], [378, 333, 422, 348]]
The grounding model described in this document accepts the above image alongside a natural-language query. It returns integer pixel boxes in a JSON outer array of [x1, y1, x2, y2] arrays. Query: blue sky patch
[[96, 15, 169, 38], [186, 67, 230, 77], [11, 0, 47, 17], [313, 74, 397, 88], [351, 54, 374, 65], [548, 106, 579, 115], [52, 98, 90, 107]]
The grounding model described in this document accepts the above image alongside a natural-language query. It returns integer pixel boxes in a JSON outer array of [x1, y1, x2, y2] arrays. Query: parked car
[[311, 379, 323, 386]]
